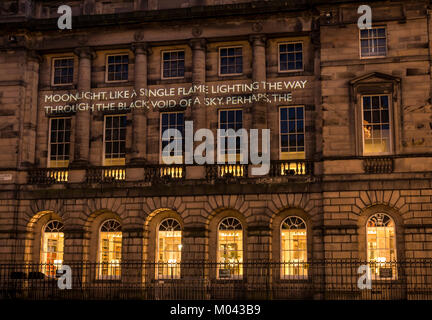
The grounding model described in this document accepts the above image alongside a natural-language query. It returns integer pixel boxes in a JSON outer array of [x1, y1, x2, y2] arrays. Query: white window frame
[[51, 57, 74, 86], [278, 105, 306, 160], [102, 114, 127, 166], [218, 46, 243, 77], [359, 26, 387, 59], [278, 42, 304, 73], [360, 94, 393, 156], [47, 117, 72, 168], [105, 53, 129, 83], [161, 50, 186, 80]]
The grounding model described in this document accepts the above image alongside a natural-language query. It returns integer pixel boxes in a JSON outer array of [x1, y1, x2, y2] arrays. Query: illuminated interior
[[218, 217, 243, 278], [281, 216, 307, 278], [367, 213, 397, 279], [157, 218, 182, 279], [362, 95, 391, 155], [41, 220, 64, 277], [99, 220, 122, 278]]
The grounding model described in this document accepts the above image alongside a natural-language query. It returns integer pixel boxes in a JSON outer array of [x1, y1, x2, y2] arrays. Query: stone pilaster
[[250, 35, 267, 130], [129, 42, 149, 164], [19, 50, 41, 168], [72, 47, 93, 166], [188, 39, 206, 132]]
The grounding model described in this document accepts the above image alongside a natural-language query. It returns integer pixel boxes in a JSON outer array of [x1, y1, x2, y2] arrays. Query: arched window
[[281, 216, 307, 278], [367, 213, 397, 279], [218, 217, 243, 278], [41, 220, 64, 276], [157, 218, 182, 279], [98, 219, 122, 279]]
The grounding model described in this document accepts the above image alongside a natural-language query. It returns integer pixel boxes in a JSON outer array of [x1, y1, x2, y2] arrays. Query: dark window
[[360, 27, 387, 57], [279, 43, 303, 71], [49, 117, 71, 166], [280, 106, 305, 154], [104, 115, 127, 161], [220, 47, 243, 75], [162, 51, 185, 78], [161, 112, 185, 157], [107, 55, 129, 82], [53, 58, 74, 85], [219, 109, 243, 155]]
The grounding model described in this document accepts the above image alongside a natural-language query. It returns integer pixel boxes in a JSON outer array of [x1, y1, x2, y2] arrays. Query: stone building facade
[[0, 0, 431, 299]]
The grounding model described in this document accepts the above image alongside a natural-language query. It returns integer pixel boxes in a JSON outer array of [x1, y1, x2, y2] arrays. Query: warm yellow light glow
[[281, 220, 307, 278], [41, 230, 64, 277], [218, 229, 243, 278], [99, 231, 122, 278], [157, 229, 182, 279]]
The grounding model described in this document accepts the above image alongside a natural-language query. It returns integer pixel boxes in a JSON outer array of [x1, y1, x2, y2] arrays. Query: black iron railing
[[1, 260, 432, 300]]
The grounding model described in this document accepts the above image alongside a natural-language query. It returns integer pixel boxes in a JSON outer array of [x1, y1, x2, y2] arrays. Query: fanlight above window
[[45, 220, 64, 233], [159, 218, 181, 231], [281, 216, 306, 230], [219, 217, 242, 230], [100, 219, 122, 232]]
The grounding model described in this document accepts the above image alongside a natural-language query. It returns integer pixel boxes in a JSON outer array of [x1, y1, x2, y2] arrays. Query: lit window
[[360, 27, 387, 58], [162, 50, 185, 78], [218, 217, 243, 279], [280, 106, 305, 160], [279, 43, 303, 72], [157, 218, 182, 279], [52, 58, 74, 85], [104, 115, 127, 166], [99, 220, 122, 279], [41, 220, 64, 277], [219, 109, 243, 158], [281, 216, 307, 279], [219, 47, 243, 75], [106, 54, 129, 82], [367, 213, 397, 279], [161, 112, 185, 161], [362, 95, 391, 155], [49, 118, 71, 168]]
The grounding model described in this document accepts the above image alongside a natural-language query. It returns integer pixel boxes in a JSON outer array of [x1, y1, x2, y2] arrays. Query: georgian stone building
[[0, 0, 431, 299]]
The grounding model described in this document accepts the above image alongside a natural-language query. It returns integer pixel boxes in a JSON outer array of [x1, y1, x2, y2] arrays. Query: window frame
[[40, 220, 64, 277], [280, 216, 308, 279], [102, 114, 127, 166], [47, 117, 72, 168], [218, 46, 244, 77], [218, 108, 244, 161], [359, 26, 387, 59], [217, 217, 244, 279], [161, 50, 186, 80], [159, 111, 185, 164], [278, 41, 304, 73], [366, 213, 398, 280], [360, 94, 393, 156], [156, 218, 182, 279], [278, 105, 306, 160], [51, 57, 75, 86], [105, 53, 129, 83], [97, 219, 122, 280]]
